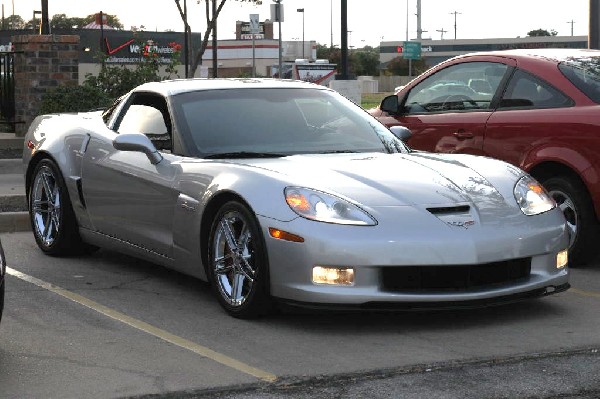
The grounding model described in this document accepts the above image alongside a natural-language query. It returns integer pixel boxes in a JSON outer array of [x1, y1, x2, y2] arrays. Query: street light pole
[[272, 0, 283, 78], [297, 8, 305, 59]]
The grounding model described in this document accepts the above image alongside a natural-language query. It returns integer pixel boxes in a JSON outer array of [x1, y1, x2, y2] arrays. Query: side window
[[404, 62, 508, 114], [499, 70, 573, 109], [116, 94, 172, 152]]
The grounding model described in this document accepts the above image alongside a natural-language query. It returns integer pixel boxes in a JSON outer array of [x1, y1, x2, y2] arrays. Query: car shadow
[[78, 248, 575, 333]]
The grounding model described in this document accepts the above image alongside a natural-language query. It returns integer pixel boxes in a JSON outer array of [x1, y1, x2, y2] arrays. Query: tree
[[316, 44, 380, 77], [350, 46, 380, 76], [174, 0, 262, 77], [386, 56, 428, 76], [527, 28, 558, 37], [50, 14, 85, 29], [5, 15, 25, 30], [316, 43, 340, 64], [82, 13, 125, 30]]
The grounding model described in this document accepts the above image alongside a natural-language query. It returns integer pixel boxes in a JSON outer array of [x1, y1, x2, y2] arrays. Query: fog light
[[312, 266, 354, 285], [556, 249, 568, 269]]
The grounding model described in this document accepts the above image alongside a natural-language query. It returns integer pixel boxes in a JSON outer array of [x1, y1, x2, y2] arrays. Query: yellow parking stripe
[[6, 267, 277, 382], [569, 288, 600, 300]]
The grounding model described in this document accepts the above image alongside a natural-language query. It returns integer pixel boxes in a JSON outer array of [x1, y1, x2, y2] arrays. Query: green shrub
[[39, 85, 112, 114]]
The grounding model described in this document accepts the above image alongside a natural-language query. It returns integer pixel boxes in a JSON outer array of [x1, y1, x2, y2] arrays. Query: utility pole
[[567, 19, 575, 36], [416, 0, 422, 39], [330, 0, 333, 48], [591, 0, 600, 49], [40, 0, 49, 34], [405, 0, 409, 41], [450, 11, 461, 39], [339, 0, 349, 79], [436, 28, 447, 40]]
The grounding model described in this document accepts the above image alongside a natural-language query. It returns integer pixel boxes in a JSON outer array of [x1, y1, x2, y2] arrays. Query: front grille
[[381, 258, 531, 292]]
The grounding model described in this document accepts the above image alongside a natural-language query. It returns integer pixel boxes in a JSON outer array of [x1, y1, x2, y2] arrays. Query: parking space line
[[569, 288, 600, 300], [6, 267, 277, 382]]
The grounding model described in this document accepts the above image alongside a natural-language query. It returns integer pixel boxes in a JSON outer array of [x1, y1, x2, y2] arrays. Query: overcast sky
[[9, 1, 591, 46]]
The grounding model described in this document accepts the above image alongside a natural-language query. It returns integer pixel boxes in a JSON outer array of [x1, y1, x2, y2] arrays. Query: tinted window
[[171, 88, 407, 157], [499, 69, 573, 109], [404, 62, 508, 114], [559, 57, 600, 103]]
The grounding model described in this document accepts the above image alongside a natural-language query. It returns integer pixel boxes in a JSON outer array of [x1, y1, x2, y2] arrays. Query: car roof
[[456, 48, 600, 63], [134, 78, 330, 97]]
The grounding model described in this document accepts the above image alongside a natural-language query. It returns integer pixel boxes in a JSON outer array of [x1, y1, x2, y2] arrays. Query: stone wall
[[12, 35, 79, 136]]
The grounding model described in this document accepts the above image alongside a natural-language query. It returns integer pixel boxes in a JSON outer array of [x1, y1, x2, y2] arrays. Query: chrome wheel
[[31, 164, 62, 247], [212, 209, 257, 307], [548, 188, 577, 248]]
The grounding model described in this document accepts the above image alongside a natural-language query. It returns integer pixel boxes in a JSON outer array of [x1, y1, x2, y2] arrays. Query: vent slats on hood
[[427, 205, 470, 215]]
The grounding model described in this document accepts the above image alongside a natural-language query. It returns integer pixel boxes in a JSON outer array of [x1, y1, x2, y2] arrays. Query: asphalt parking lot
[[1, 231, 599, 398]]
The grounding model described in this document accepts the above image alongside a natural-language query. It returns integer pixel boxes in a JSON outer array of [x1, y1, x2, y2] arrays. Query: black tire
[[29, 158, 86, 256], [541, 175, 600, 266], [207, 201, 272, 318]]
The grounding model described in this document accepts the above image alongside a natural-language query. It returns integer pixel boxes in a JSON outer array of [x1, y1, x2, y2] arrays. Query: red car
[[371, 49, 600, 265]]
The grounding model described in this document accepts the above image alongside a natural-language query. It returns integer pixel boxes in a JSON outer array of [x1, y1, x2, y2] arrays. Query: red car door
[[380, 58, 515, 155]]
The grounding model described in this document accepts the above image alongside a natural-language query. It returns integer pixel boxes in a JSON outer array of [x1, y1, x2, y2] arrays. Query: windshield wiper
[[204, 151, 287, 159]]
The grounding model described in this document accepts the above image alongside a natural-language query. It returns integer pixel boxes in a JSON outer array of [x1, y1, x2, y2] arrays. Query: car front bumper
[[259, 206, 570, 307]]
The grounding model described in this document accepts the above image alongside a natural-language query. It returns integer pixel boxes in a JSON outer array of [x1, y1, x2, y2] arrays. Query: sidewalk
[[0, 134, 29, 232]]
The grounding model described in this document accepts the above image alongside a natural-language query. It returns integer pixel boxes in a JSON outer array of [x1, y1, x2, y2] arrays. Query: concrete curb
[[0, 211, 30, 232], [0, 194, 27, 212], [0, 135, 23, 150], [0, 159, 23, 174]]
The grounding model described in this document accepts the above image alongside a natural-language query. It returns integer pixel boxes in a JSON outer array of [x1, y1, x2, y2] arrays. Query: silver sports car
[[23, 79, 569, 318]]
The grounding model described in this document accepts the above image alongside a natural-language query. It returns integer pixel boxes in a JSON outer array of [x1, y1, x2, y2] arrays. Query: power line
[[567, 19, 575, 36], [450, 11, 461, 39], [436, 28, 447, 40]]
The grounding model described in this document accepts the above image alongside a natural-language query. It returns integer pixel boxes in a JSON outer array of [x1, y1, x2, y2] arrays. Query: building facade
[[0, 21, 316, 83], [380, 35, 588, 69]]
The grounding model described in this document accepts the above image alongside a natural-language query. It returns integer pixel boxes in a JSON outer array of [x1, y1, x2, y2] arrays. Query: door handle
[[453, 130, 473, 140]]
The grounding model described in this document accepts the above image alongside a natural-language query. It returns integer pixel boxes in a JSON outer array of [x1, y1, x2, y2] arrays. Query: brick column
[[12, 35, 79, 136]]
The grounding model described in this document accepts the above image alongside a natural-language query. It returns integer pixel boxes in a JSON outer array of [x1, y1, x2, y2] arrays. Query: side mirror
[[389, 126, 412, 141], [380, 95, 400, 114], [113, 133, 163, 165]]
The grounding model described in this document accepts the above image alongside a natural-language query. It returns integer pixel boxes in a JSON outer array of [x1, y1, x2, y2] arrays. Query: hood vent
[[427, 205, 470, 215]]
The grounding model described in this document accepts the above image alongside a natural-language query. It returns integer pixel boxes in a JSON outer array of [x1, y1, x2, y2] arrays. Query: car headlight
[[284, 187, 377, 225], [514, 175, 555, 215]]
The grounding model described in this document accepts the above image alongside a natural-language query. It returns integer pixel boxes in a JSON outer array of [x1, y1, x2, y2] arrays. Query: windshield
[[558, 56, 600, 103], [171, 88, 407, 157]]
